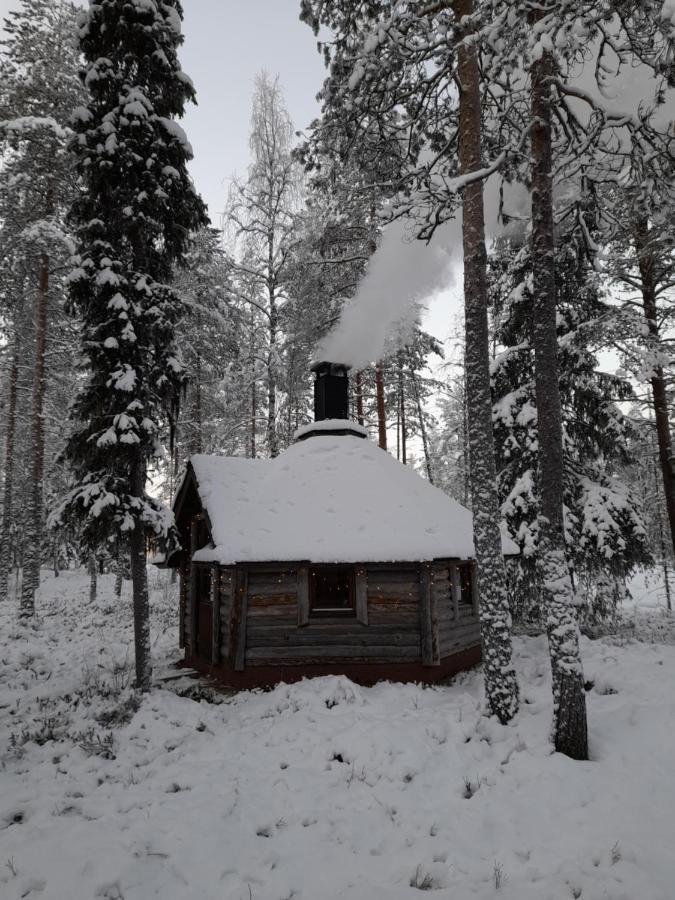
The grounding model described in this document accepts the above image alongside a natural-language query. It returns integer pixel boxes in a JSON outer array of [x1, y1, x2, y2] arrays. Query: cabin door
[[194, 565, 213, 662]]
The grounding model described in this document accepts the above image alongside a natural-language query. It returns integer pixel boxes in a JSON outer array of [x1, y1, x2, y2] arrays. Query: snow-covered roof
[[182, 428, 518, 564]]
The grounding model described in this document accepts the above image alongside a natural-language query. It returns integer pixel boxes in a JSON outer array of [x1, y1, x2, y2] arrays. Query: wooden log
[[246, 628, 420, 649], [210, 564, 220, 665], [230, 565, 249, 671], [249, 593, 297, 608], [297, 564, 309, 626], [246, 645, 422, 663], [355, 567, 368, 625], [450, 564, 461, 623], [189, 520, 198, 656], [419, 563, 440, 666]]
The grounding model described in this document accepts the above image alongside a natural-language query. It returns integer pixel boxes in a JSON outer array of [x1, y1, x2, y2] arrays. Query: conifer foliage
[[57, 0, 207, 690]]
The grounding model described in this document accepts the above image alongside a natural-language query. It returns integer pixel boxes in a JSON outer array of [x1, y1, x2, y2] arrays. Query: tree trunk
[[88, 550, 97, 604], [189, 352, 203, 456], [634, 217, 675, 557], [397, 351, 407, 465], [0, 330, 20, 602], [355, 370, 365, 426], [52, 537, 59, 578], [114, 546, 124, 598], [251, 370, 257, 459], [531, 43, 588, 759], [375, 363, 387, 450], [267, 298, 279, 458], [20, 252, 50, 617], [408, 358, 434, 484], [129, 455, 152, 692], [455, 0, 519, 724], [652, 435, 672, 612]]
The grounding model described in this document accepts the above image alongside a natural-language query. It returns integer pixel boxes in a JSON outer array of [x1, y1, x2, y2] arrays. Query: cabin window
[[196, 565, 212, 604], [459, 564, 474, 606], [310, 566, 355, 616]]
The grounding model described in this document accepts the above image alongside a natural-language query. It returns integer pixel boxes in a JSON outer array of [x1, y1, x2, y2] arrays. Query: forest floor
[[0, 569, 673, 900]]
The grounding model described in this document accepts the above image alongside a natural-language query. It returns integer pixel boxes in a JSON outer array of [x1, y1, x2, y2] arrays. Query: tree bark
[[455, 0, 519, 723], [189, 351, 203, 456], [375, 362, 387, 450], [397, 351, 407, 465], [88, 550, 97, 604], [355, 370, 365, 426], [267, 298, 279, 458], [634, 216, 675, 557], [129, 455, 152, 692], [408, 359, 434, 484], [20, 252, 50, 617], [0, 330, 20, 602], [531, 43, 588, 759]]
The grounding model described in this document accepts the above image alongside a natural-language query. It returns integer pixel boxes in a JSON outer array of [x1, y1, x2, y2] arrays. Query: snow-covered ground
[[1, 569, 674, 900]]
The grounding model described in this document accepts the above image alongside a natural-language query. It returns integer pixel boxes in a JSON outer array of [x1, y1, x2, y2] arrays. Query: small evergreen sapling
[[55, 0, 207, 691]]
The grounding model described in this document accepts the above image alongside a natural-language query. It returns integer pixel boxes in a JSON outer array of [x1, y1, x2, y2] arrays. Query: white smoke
[[317, 220, 458, 369]]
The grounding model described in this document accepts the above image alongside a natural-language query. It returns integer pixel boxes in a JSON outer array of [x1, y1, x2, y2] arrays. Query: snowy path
[[1, 571, 674, 900]]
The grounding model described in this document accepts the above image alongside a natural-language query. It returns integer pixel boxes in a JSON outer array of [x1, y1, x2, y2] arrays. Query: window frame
[[309, 565, 356, 618]]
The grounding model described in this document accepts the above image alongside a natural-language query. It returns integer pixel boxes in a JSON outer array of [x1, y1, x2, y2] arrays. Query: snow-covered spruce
[[53, 0, 207, 691], [0, 0, 83, 614]]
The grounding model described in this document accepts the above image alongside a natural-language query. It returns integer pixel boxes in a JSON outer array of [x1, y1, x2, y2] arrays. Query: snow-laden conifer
[[56, 0, 207, 691], [0, 0, 82, 613]]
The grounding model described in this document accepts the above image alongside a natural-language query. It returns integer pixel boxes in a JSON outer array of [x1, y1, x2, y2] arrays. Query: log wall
[[433, 562, 481, 658], [184, 560, 481, 676], [243, 563, 422, 666]]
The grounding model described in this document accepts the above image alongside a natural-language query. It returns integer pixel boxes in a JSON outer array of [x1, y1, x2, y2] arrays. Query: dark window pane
[[459, 566, 473, 606], [311, 567, 354, 614]]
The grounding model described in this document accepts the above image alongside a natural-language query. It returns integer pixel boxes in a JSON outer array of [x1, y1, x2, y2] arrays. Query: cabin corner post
[[210, 563, 220, 665], [231, 564, 249, 672], [420, 562, 440, 666], [355, 566, 368, 625], [188, 519, 199, 657], [297, 563, 310, 626], [450, 564, 461, 622], [178, 559, 187, 649]]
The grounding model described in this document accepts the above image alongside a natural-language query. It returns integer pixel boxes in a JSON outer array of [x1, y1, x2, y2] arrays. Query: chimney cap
[[310, 361, 351, 376]]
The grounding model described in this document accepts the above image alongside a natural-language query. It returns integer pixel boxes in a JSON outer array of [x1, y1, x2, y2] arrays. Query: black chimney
[[311, 361, 350, 421], [294, 361, 366, 441]]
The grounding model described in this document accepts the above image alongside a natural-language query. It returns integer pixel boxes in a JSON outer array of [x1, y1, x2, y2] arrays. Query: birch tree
[[225, 73, 301, 458]]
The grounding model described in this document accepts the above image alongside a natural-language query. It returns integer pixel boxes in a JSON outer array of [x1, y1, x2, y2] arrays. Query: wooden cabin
[[166, 362, 518, 688]]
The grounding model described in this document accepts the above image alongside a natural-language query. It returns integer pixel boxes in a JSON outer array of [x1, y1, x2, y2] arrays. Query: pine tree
[[0, 0, 83, 613], [490, 233, 651, 623], [55, 0, 207, 691]]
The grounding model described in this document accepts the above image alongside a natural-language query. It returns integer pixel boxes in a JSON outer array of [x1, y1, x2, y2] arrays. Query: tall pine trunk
[[20, 252, 50, 617], [355, 370, 365, 426], [455, 0, 519, 723], [531, 44, 588, 759], [0, 330, 20, 602], [375, 363, 387, 450], [88, 550, 97, 603], [397, 351, 407, 465], [189, 352, 203, 455], [408, 360, 434, 484], [129, 455, 152, 692], [634, 217, 675, 556]]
